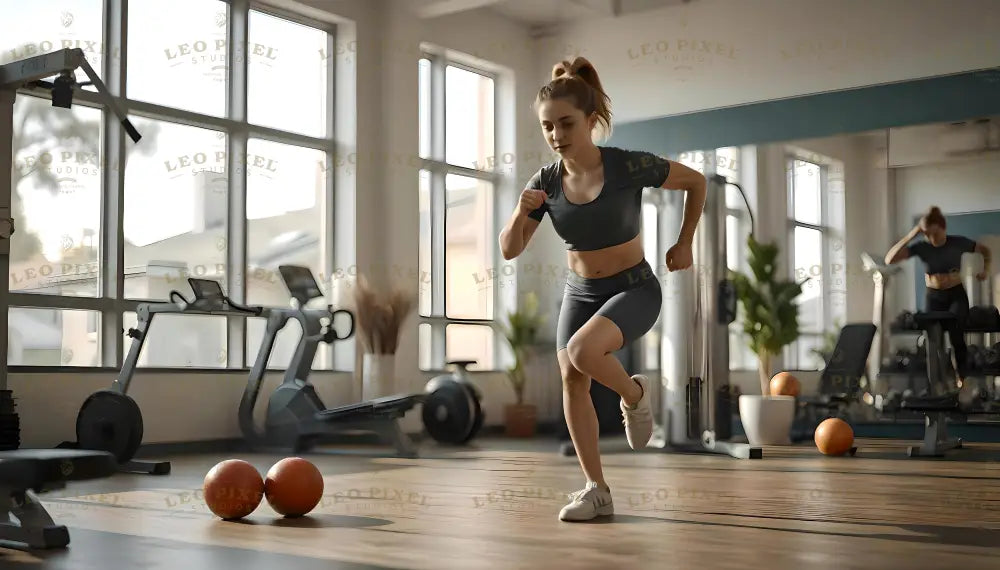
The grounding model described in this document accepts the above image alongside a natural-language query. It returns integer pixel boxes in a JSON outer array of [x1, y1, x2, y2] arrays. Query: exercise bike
[[239, 265, 424, 457]]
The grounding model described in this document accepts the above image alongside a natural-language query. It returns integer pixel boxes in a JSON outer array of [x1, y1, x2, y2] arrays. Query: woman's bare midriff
[[567, 236, 646, 278], [926, 271, 963, 290]]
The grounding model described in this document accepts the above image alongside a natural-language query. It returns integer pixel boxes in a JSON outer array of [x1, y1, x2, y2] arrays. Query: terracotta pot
[[504, 403, 537, 438]]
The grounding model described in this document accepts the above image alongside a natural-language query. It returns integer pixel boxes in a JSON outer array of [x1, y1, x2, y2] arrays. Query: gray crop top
[[909, 235, 977, 275], [524, 146, 671, 252]]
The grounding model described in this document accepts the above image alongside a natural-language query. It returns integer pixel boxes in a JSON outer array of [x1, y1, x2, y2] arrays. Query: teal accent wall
[[607, 68, 1000, 155]]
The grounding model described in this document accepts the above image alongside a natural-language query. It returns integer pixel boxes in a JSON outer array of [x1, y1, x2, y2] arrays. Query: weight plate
[[76, 390, 143, 464], [422, 380, 475, 445], [463, 390, 484, 444]]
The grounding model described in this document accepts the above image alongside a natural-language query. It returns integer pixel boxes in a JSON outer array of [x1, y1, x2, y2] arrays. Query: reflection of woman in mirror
[[884, 206, 993, 385]]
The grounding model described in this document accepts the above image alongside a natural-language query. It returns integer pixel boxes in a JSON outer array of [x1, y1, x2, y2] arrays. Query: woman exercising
[[885, 206, 992, 385], [498, 57, 707, 522]]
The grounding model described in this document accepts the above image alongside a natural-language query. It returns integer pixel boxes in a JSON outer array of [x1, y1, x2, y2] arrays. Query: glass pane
[[792, 160, 822, 225], [642, 202, 657, 266], [726, 215, 740, 272], [248, 10, 329, 137], [445, 174, 493, 320], [418, 323, 432, 370], [729, 328, 756, 371], [418, 170, 432, 316], [0, 0, 104, 91], [717, 147, 744, 209], [418, 58, 431, 159], [786, 335, 825, 371], [123, 118, 227, 301], [8, 308, 101, 366], [246, 139, 326, 304], [9, 96, 102, 297], [122, 311, 226, 367], [445, 66, 494, 170], [793, 225, 824, 333], [446, 324, 493, 371], [127, 0, 229, 117], [246, 316, 322, 370]]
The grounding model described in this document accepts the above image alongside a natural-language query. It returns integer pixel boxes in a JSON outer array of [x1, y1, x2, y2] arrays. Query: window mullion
[[429, 56, 447, 367], [100, 0, 127, 368], [227, 0, 250, 367]]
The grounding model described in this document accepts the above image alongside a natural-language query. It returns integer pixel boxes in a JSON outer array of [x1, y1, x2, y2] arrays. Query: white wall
[[537, 0, 1000, 123], [9, 369, 354, 448]]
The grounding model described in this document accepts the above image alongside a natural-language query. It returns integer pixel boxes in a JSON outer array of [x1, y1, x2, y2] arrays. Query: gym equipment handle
[[323, 308, 355, 341]]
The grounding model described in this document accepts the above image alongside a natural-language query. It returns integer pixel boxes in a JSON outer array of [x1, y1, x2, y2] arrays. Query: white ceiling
[[413, 0, 693, 35]]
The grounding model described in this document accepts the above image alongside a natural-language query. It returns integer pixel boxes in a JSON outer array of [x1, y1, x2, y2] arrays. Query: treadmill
[[238, 265, 423, 457]]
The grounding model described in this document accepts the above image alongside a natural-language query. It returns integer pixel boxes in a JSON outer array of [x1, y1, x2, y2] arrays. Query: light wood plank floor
[[3, 436, 1000, 569]]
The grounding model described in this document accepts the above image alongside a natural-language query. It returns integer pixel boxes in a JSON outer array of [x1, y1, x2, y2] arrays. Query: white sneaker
[[621, 374, 653, 450], [559, 483, 614, 522]]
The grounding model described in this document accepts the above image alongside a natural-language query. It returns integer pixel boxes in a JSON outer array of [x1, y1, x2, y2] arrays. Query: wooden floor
[[3, 436, 1000, 569]]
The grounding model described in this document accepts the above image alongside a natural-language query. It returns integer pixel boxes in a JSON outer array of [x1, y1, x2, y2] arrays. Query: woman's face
[[537, 98, 596, 159], [922, 222, 946, 243]]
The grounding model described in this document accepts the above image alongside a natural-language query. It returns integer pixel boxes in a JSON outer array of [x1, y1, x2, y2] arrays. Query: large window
[[5, 2, 341, 370], [785, 157, 846, 369], [417, 54, 500, 371]]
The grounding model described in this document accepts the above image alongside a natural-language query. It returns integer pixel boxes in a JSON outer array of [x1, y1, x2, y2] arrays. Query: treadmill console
[[187, 278, 227, 310], [278, 265, 324, 306]]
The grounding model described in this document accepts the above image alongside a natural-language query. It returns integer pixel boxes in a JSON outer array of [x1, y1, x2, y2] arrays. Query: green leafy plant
[[498, 292, 546, 405], [730, 235, 808, 395]]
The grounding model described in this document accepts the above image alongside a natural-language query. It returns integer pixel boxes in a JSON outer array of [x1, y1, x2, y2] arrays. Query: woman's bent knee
[[558, 354, 590, 393], [565, 337, 589, 371]]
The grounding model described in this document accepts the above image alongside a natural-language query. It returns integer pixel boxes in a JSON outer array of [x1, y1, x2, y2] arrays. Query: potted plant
[[731, 235, 807, 445], [499, 292, 546, 437], [352, 275, 415, 400]]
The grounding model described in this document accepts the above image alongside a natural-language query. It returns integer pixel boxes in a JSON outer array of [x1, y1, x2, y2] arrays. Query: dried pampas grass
[[351, 275, 414, 354]]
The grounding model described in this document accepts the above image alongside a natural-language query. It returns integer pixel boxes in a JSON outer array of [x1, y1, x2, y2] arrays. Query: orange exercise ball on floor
[[814, 418, 854, 456], [203, 459, 264, 520], [770, 371, 801, 397], [265, 457, 324, 517]]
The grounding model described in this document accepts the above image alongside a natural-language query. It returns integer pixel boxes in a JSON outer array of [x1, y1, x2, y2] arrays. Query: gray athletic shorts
[[556, 259, 662, 351]]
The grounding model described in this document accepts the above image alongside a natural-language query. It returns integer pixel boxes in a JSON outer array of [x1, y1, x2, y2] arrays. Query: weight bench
[[798, 323, 877, 424], [0, 449, 116, 549], [899, 311, 1000, 457]]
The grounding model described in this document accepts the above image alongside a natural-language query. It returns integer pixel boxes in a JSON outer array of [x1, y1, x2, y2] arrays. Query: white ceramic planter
[[362, 353, 396, 400], [738, 395, 796, 446]]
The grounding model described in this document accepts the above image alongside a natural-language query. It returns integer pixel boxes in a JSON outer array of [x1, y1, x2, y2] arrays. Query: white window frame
[[417, 50, 504, 372], [785, 156, 831, 369], [6, 0, 344, 371]]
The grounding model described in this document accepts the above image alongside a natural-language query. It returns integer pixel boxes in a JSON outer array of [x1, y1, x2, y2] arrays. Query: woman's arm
[[499, 210, 541, 260], [499, 189, 545, 260], [885, 224, 923, 265], [661, 160, 707, 245]]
